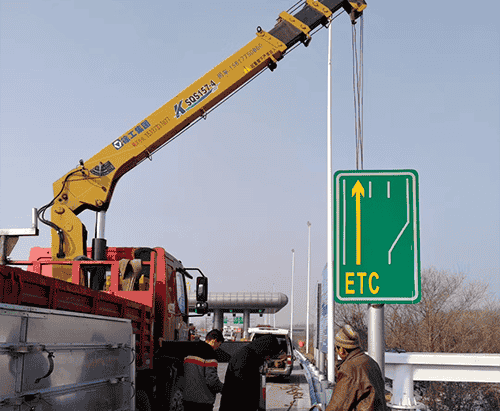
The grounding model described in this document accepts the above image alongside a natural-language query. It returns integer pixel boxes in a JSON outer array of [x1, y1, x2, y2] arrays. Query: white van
[[248, 326, 295, 379]]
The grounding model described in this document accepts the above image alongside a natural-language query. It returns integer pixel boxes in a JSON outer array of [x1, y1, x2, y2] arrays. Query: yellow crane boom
[[47, 0, 366, 279]]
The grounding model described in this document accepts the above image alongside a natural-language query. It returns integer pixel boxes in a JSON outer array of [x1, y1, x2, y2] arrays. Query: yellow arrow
[[352, 180, 365, 265]]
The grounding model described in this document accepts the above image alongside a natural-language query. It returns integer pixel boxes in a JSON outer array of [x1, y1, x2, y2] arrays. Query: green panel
[[334, 170, 421, 304]]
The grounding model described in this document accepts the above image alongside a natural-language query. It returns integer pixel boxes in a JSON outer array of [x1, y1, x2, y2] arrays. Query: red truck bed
[[0, 265, 152, 369]]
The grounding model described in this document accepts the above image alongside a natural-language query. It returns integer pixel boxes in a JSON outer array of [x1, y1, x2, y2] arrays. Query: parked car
[[223, 326, 236, 341], [248, 326, 295, 379]]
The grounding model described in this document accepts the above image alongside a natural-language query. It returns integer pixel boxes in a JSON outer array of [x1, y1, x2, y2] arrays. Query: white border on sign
[[334, 171, 420, 303]]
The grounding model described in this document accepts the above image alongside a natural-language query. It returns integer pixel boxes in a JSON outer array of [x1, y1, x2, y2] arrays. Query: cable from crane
[[352, 15, 364, 170], [37, 166, 88, 258], [287, 0, 306, 15]]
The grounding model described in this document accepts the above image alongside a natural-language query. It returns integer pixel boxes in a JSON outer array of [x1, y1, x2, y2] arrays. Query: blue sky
[[1, 0, 498, 325]]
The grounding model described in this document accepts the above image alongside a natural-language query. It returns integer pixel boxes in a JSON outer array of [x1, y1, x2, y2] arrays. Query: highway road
[[213, 359, 312, 411]]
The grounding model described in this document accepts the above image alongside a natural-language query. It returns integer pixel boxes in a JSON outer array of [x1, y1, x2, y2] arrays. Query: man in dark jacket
[[183, 329, 225, 411], [326, 325, 388, 411], [219, 334, 280, 411]]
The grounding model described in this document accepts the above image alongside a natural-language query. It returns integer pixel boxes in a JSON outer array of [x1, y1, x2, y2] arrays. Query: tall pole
[[290, 249, 295, 342], [306, 221, 312, 354], [327, 20, 335, 383]]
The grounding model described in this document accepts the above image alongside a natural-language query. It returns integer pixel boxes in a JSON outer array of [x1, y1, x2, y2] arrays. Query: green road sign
[[334, 170, 421, 304]]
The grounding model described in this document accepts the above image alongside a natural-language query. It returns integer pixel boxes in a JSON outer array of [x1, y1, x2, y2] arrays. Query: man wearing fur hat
[[326, 324, 387, 411]]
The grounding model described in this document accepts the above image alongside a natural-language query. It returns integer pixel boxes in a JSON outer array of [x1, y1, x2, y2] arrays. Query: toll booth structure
[[188, 292, 288, 338]]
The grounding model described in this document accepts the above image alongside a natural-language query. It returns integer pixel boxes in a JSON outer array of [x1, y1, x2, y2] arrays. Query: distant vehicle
[[248, 326, 295, 379], [223, 326, 236, 341], [223, 331, 236, 341]]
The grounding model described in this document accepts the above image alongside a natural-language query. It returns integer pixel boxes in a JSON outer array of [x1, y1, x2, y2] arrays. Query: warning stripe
[[184, 356, 218, 368]]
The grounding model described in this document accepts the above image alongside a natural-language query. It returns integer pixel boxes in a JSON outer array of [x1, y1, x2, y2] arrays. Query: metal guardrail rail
[[295, 350, 321, 407], [297, 350, 500, 411], [385, 352, 500, 410]]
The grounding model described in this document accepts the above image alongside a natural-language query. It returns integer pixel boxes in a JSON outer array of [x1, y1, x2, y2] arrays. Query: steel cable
[[352, 15, 364, 171]]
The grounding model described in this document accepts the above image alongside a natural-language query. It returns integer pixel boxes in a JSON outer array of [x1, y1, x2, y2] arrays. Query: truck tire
[[136, 389, 152, 411], [169, 386, 184, 411]]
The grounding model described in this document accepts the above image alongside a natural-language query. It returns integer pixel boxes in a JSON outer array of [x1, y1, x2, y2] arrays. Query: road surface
[[213, 359, 312, 411]]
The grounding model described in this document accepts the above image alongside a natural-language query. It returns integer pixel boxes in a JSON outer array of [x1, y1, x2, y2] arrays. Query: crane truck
[[0, 1, 366, 410]]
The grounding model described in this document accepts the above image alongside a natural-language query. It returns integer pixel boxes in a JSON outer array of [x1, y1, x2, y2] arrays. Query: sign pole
[[368, 304, 385, 378]]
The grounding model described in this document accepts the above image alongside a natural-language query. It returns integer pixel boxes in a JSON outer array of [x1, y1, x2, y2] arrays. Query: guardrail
[[385, 352, 500, 410], [295, 350, 322, 407], [300, 350, 500, 411]]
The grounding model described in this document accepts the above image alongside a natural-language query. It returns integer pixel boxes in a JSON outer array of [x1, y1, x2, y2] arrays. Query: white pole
[[368, 304, 385, 378], [327, 20, 335, 383], [306, 221, 312, 354], [290, 249, 295, 342]]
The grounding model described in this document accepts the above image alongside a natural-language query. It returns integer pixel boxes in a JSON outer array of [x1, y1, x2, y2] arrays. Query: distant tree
[[385, 267, 498, 353], [334, 303, 368, 349]]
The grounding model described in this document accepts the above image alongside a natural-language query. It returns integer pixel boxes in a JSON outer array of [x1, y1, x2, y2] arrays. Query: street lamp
[[290, 249, 295, 341], [306, 221, 311, 354], [326, 21, 335, 384]]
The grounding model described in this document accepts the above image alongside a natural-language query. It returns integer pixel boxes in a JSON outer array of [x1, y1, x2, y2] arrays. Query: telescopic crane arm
[[48, 0, 366, 265]]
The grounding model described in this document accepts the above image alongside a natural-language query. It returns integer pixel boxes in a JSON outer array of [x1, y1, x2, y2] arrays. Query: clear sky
[[1, 0, 498, 326]]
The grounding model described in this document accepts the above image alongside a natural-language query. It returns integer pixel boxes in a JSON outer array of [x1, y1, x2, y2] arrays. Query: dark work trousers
[[183, 401, 214, 411]]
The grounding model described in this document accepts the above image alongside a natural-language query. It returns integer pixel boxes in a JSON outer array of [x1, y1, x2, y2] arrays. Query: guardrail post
[[388, 364, 420, 410]]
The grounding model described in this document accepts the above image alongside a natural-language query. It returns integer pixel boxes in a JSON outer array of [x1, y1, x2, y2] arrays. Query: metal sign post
[[368, 304, 385, 378]]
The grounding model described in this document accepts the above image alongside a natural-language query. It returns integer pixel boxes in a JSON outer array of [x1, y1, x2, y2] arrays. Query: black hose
[[37, 167, 87, 258]]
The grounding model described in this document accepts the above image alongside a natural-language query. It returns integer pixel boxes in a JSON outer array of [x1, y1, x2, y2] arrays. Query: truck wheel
[[136, 389, 152, 411], [169, 386, 184, 411]]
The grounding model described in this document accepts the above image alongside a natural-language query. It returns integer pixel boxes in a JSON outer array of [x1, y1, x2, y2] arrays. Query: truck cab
[[26, 246, 206, 367]]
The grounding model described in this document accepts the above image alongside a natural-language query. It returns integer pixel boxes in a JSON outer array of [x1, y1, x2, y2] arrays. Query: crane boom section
[[53, 32, 286, 215], [50, 0, 366, 264], [51, 32, 286, 261]]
